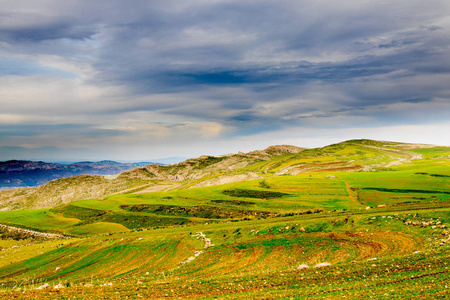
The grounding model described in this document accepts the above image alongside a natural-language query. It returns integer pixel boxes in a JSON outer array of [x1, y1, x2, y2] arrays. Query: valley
[[0, 160, 155, 190], [0, 139, 449, 299]]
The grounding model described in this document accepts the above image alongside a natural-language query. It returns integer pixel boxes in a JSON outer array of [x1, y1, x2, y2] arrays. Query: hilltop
[[0, 139, 449, 299], [0, 139, 443, 211], [0, 144, 305, 210]]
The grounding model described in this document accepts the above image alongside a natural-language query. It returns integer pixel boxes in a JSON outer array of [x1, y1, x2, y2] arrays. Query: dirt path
[[179, 232, 214, 266], [335, 176, 364, 208]]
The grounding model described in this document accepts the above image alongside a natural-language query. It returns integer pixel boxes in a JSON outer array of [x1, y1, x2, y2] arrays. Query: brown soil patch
[[309, 165, 362, 172]]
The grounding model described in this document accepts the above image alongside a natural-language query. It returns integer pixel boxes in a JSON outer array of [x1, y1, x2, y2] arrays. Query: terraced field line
[[335, 176, 364, 208], [361, 145, 423, 167], [108, 183, 153, 195]]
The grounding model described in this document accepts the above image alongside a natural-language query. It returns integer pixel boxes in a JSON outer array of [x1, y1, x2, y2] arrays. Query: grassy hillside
[[0, 139, 435, 211], [0, 139, 449, 299]]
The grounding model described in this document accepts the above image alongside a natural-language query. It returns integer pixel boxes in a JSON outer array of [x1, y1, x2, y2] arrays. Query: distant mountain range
[[0, 160, 157, 189]]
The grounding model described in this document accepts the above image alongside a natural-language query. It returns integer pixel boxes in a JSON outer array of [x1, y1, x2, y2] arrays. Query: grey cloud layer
[[1, 0, 449, 159]]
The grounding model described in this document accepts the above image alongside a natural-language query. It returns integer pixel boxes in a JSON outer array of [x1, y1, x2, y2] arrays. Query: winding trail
[[335, 176, 364, 208], [180, 232, 214, 265]]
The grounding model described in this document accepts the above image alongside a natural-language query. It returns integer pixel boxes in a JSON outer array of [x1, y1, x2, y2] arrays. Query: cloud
[[0, 0, 449, 160]]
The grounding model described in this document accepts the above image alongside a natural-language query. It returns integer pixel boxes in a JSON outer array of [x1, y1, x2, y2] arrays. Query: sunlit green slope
[[0, 139, 449, 299]]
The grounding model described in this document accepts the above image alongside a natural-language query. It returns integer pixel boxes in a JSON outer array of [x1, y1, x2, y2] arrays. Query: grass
[[0, 140, 449, 298]]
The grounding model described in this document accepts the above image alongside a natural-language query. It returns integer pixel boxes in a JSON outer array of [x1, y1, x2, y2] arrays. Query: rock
[[314, 262, 332, 268], [300, 227, 306, 232], [53, 283, 65, 290], [297, 264, 309, 269], [36, 283, 49, 290], [204, 238, 215, 248], [365, 206, 371, 210]]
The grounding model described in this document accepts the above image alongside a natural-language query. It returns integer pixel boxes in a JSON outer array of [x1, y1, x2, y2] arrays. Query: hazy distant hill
[[0, 160, 156, 189]]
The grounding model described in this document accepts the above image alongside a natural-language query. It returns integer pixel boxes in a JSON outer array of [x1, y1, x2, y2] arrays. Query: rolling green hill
[[0, 139, 449, 299]]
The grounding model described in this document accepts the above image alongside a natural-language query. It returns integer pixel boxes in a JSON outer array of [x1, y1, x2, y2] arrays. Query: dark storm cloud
[[0, 21, 96, 43], [403, 98, 432, 104], [1, 0, 450, 159]]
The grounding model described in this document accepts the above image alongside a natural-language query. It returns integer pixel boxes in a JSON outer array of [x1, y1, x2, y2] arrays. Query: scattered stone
[[181, 233, 213, 264], [314, 262, 332, 268], [36, 283, 49, 290], [204, 238, 215, 248], [297, 264, 309, 270], [0, 224, 68, 240], [53, 283, 65, 290]]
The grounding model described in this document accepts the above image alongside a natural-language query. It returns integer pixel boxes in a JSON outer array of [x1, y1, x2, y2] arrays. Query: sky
[[1, 0, 450, 162]]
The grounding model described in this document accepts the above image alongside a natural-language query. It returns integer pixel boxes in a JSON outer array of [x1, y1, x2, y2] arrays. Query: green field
[[0, 140, 449, 299]]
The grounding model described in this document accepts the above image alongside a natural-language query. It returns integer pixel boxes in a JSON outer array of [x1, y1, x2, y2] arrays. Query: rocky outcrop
[[120, 145, 305, 183], [0, 223, 69, 240]]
